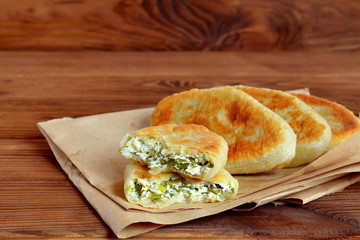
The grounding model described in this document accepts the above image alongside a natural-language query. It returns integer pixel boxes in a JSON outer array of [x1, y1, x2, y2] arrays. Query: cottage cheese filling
[[121, 137, 214, 176], [126, 176, 235, 205]]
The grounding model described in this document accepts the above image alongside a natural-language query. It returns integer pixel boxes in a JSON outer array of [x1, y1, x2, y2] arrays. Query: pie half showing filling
[[124, 163, 238, 208], [121, 136, 214, 177], [120, 124, 228, 180]]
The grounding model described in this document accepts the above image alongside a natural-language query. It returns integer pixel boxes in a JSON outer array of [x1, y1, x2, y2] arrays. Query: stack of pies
[[152, 86, 360, 173], [120, 124, 239, 208], [121, 85, 360, 208]]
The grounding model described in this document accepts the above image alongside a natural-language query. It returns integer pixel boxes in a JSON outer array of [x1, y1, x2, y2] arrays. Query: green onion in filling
[[121, 137, 214, 176], [128, 177, 234, 204]]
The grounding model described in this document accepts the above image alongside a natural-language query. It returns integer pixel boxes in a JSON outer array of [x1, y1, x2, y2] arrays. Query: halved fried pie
[[124, 163, 238, 208], [120, 124, 228, 180]]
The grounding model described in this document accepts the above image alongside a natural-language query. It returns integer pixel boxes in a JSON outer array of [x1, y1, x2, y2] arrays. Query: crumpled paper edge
[[39, 125, 163, 238], [278, 172, 360, 205], [36, 87, 360, 238]]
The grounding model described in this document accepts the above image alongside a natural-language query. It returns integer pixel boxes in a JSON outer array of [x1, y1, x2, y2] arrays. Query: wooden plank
[[1, 52, 360, 77], [305, 182, 360, 229], [0, 52, 359, 238], [0, 154, 112, 238], [144, 204, 360, 239], [0, 0, 360, 51]]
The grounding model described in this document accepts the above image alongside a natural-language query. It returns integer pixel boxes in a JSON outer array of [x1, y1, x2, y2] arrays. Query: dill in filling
[[121, 137, 214, 176], [129, 177, 234, 203]]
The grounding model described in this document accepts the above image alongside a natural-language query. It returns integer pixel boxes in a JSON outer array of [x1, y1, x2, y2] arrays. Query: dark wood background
[[0, 0, 360, 51], [1, 0, 360, 239], [1, 51, 360, 239]]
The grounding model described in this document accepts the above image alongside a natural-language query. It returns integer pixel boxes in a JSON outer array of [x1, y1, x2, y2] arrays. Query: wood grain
[[0, 0, 360, 51], [0, 51, 359, 239]]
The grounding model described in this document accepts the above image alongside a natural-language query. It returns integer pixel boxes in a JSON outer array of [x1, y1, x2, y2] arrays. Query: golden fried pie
[[120, 124, 228, 180], [151, 86, 297, 174], [235, 86, 332, 167], [292, 93, 360, 150], [124, 163, 238, 208]]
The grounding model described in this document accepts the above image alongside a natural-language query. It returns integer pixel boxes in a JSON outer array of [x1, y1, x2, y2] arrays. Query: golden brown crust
[[235, 86, 332, 167], [151, 86, 296, 174], [292, 93, 360, 149], [236, 86, 330, 144], [122, 123, 228, 179], [133, 124, 226, 155]]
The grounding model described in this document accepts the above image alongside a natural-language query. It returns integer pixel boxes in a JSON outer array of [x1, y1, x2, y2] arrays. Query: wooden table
[[1, 51, 359, 239]]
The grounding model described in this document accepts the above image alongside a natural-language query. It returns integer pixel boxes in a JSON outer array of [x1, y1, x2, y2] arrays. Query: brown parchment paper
[[278, 172, 360, 205], [38, 105, 360, 238]]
